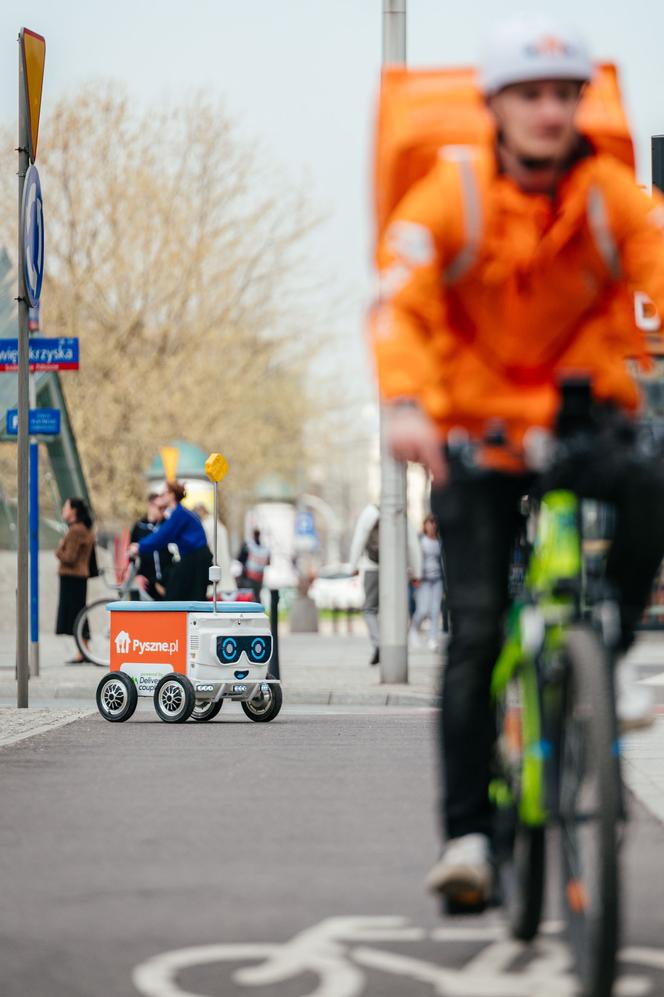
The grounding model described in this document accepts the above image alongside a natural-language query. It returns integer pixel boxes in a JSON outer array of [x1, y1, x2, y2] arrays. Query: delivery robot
[[95, 453, 283, 725], [95, 599, 282, 723]]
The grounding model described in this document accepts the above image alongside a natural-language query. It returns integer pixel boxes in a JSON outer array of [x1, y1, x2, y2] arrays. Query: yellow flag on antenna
[[20, 29, 46, 163], [205, 453, 229, 483]]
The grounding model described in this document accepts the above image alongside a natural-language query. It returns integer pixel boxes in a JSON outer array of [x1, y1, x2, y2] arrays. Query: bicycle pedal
[[443, 892, 488, 917]]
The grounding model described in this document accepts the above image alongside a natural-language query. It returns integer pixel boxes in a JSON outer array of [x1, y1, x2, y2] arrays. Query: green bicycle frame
[[491, 490, 582, 826]]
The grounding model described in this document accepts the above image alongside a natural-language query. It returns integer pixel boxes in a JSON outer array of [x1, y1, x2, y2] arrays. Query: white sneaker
[[408, 628, 422, 650], [616, 659, 656, 732], [425, 833, 493, 904]]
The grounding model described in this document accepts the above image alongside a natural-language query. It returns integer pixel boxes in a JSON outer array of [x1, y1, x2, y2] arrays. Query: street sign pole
[[379, 0, 409, 685], [29, 367, 39, 676], [653, 135, 664, 195], [205, 453, 230, 616], [16, 37, 30, 706]]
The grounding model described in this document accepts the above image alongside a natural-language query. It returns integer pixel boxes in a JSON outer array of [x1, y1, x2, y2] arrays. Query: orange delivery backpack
[[372, 64, 664, 359]]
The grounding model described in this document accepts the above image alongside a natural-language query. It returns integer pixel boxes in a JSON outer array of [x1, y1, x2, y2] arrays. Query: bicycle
[[74, 559, 153, 667], [464, 397, 630, 997]]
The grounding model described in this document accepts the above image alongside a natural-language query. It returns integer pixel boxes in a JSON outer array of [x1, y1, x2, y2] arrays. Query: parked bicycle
[[74, 560, 152, 667]]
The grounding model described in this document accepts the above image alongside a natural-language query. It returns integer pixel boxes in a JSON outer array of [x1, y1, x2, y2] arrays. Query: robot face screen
[[216, 634, 272, 665]]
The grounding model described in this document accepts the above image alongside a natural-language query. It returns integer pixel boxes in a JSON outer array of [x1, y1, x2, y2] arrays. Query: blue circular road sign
[[21, 164, 44, 307]]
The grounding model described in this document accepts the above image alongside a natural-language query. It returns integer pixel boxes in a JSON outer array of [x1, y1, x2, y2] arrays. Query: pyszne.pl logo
[[114, 631, 179, 657]]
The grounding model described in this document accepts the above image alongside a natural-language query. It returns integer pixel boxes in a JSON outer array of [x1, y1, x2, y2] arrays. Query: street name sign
[[21, 164, 44, 306], [20, 29, 46, 163], [295, 510, 316, 537], [6, 408, 61, 436], [0, 337, 79, 371]]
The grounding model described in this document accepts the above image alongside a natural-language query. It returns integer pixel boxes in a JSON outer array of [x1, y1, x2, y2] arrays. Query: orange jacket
[[371, 147, 664, 447]]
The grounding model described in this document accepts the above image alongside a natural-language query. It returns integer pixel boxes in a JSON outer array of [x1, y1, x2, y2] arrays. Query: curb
[[0, 682, 438, 708], [0, 708, 96, 748]]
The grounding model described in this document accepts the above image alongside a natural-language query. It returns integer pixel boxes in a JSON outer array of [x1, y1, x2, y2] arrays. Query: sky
[[1, 0, 663, 396]]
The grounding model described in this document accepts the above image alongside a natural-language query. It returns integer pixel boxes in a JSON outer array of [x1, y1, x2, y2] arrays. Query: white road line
[[640, 672, 664, 686]]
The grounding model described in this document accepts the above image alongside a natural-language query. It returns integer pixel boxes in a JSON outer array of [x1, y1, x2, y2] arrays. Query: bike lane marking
[[132, 916, 663, 997], [353, 940, 651, 996], [133, 917, 423, 997]]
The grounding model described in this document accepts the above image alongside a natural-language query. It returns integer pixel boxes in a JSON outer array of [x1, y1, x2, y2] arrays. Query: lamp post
[[378, 1, 409, 685]]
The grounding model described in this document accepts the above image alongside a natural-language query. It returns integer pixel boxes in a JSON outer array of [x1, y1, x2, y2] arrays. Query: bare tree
[[0, 84, 328, 523]]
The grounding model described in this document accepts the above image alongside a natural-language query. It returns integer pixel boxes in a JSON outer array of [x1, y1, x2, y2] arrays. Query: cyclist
[[371, 15, 664, 908]]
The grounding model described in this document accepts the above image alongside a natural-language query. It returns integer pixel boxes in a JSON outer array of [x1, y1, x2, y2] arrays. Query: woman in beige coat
[[55, 497, 95, 663]]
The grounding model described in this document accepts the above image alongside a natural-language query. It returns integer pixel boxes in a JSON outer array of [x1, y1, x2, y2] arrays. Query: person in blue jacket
[[128, 481, 212, 600]]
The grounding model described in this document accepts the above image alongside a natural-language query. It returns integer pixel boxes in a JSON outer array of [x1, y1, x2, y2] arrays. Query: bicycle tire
[[494, 677, 546, 942], [507, 822, 546, 941], [558, 624, 621, 997], [74, 598, 111, 667]]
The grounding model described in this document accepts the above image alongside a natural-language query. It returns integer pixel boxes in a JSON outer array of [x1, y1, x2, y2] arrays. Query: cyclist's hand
[[134, 574, 148, 592], [128, 543, 139, 560], [386, 403, 447, 485], [155, 582, 166, 597]]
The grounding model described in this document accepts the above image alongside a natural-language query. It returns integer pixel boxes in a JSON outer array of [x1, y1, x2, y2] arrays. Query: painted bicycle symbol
[[133, 915, 664, 997]]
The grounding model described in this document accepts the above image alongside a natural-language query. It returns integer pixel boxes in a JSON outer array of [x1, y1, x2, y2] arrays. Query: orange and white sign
[[20, 28, 46, 163], [110, 611, 187, 674]]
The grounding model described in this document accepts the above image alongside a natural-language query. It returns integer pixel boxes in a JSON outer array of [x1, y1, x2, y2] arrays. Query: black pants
[[431, 436, 664, 841], [165, 546, 212, 601], [55, 576, 88, 636], [249, 579, 263, 603]]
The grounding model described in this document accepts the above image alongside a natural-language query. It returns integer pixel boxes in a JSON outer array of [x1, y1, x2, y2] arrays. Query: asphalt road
[[1, 703, 664, 997]]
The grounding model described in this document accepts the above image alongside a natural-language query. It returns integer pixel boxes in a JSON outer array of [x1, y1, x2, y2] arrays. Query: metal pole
[[16, 37, 30, 707], [379, 0, 409, 685], [29, 369, 39, 676], [653, 135, 664, 195], [382, 0, 407, 62], [212, 482, 218, 612], [269, 589, 280, 680], [29, 439, 39, 676]]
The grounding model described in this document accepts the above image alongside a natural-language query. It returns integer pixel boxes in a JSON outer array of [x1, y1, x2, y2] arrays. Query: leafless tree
[[0, 84, 332, 524]]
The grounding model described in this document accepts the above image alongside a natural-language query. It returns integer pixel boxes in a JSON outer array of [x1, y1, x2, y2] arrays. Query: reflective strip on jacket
[[370, 147, 664, 448]]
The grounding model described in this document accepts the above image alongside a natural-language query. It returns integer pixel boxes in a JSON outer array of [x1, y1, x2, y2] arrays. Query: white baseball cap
[[480, 15, 593, 95]]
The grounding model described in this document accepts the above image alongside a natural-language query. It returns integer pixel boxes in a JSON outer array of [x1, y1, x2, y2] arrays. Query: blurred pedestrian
[[193, 502, 235, 591], [130, 492, 172, 599], [55, 497, 95, 663], [128, 482, 211, 600], [237, 528, 270, 603], [349, 503, 421, 665], [409, 515, 445, 650]]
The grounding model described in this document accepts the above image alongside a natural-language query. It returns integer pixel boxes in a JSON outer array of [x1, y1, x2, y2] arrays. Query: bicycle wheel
[[494, 676, 546, 941], [558, 624, 621, 997], [74, 598, 112, 667]]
